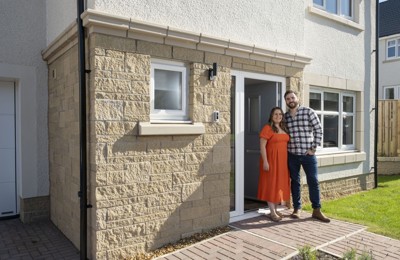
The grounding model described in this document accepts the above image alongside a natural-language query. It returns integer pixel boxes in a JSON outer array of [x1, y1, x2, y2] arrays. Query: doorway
[[230, 71, 285, 220], [0, 81, 17, 218]]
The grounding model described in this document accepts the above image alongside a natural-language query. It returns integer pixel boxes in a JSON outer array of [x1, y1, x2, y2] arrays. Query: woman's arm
[[260, 138, 269, 171]]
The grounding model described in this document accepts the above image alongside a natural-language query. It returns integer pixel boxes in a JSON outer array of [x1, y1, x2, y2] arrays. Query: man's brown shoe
[[290, 209, 301, 219], [312, 208, 330, 223]]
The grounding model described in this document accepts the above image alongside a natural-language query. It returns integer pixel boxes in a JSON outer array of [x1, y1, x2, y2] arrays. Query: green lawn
[[303, 175, 400, 240]]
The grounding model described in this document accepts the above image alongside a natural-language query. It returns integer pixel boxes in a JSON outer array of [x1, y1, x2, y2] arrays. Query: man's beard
[[287, 101, 298, 109]]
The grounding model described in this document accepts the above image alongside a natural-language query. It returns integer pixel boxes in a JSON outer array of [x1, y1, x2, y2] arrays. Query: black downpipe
[[374, 0, 379, 189], [77, 0, 88, 259]]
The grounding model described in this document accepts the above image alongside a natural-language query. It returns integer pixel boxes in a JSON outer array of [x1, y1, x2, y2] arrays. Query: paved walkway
[[0, 218, 79, 260], [1, 210, 400, 259], [156, 209, 400, 260]]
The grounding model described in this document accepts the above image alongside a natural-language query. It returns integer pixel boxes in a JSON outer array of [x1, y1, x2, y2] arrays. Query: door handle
[[246, 149, 260, 154]]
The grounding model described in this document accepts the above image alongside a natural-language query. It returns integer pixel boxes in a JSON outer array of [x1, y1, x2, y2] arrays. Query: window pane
[[249, 96, 260, 133], [324, 92, 339, 111], [388, 47, 396, 58], [343, 115, 353, 145], [314, 0, 323, 6], [340, 0, 352, 16], [388, 40, 396, 58], [310, 92, 322, 110], [326, 0, 338, 14], [385, 88, 395, 99], [323, 115, 339, 147], [154, 69, 182, 110], [398, 44, 400, 58], [343, 96, 353, 112]]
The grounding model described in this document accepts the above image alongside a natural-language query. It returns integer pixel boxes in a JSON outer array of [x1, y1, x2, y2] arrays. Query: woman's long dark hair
[[268, 107, 289, 133]]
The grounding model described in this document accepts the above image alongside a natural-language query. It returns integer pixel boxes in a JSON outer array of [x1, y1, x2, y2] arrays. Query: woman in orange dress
[[257, 107, 290, 222]]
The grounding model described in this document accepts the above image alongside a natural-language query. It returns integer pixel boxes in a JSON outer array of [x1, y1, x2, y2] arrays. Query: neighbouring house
[[1, 0, 376, 259], [379, 0, 400, 100], [377, 0, 400, 173]]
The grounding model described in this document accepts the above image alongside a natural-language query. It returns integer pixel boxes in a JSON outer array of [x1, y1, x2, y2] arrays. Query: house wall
[[89, 0, 305, 54], [46, 0, 77, 44], [0, 0, 49, 221], [47, 44, 81, 247], [87, 34, 234, 259], [42, 1, 376, 258], [303, 0, 376, 183]]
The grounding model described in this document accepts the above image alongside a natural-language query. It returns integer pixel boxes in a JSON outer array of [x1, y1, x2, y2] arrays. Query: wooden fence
[[378, 100, 400, 157]]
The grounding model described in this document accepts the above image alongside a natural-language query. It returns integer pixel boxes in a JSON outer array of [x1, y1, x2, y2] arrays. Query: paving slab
[[0, 218, 79, 260], [157, 209, 400, 260]]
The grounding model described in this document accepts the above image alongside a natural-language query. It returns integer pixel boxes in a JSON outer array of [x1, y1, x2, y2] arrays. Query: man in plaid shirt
[[284, 90, 330, 223]]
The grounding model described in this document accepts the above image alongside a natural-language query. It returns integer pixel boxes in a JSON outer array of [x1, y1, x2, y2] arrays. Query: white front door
[[230, 71, 285, 220], [0, 81, 17, 217]]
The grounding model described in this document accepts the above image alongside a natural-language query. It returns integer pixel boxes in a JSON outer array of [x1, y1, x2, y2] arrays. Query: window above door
[[313, 0, 354, 19], [308, 0, 363, 31]]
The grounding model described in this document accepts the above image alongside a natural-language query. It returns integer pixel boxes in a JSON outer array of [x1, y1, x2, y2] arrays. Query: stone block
[[265, 63, 285, 76], [182, 182, 204, 201], [173, 46, 204, 62], [137, 41, 172, 58]]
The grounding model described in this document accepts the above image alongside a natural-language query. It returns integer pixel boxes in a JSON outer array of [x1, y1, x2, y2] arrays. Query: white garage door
[[0, 81, 16, 217]]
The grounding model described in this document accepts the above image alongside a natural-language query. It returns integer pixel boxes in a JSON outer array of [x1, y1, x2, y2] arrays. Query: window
[[387, 38, 400, 59], [150, 59, 188, 122], [310, 89, 356, 151], [383, 86, 400, 99], [313, 0, 353, 19]]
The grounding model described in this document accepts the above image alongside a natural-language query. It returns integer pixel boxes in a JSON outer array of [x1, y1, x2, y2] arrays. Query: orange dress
[[257, 125, 290, 203]]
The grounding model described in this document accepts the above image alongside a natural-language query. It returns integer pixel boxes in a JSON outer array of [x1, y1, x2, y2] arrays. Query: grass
[[303, 175, 400, 240]]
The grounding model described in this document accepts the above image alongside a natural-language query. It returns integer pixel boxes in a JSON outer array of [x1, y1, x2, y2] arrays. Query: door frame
[[230, 70, 286, 221], [0, 81, 17, 218]]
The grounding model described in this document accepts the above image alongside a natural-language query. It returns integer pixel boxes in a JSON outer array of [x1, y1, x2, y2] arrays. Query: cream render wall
[[0, 0, 49, 201], [88, 0, 306, 54], [303, 0, 376, 180], [46, 0, 77, 45], [47, 1, 305, 53]]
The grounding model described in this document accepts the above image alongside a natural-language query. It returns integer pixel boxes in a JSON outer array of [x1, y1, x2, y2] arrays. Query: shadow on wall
[[92, 123, 231, 258]]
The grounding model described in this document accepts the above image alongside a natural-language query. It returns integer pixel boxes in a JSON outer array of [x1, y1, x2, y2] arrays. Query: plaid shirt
[[285, 106, 323, 155]]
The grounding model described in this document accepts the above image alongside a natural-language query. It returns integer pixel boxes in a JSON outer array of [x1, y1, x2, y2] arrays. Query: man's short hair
[[284, 89, 298, 98]]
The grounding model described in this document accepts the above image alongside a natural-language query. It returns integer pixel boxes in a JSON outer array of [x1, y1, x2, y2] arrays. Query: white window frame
[[383, 86, 400, 99], [310, 88, 356, 153], [386, 38, 400, 59], [313, 0, 354, 20], [150, 59, 189, 122]]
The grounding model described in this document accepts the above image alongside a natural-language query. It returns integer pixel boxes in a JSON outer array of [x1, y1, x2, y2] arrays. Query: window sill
[[317, 151, 366, 167], [383, 57, 400, 63], [138, 122, 205, 136], [308, 6, 364, 32]]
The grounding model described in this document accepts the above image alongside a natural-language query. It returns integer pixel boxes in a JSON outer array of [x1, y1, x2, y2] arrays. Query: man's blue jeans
[[288, 152, 321, 210]]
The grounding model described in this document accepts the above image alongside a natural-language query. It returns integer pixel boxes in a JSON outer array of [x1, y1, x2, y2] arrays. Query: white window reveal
[[310, 89, 356, 152], [150, 59, 189, 122], [387, 38, 400, 59], [313, 0, 353, 20]]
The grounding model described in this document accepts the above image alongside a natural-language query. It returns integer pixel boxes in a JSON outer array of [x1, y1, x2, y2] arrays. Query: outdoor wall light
[[208, 62, 217, 81]]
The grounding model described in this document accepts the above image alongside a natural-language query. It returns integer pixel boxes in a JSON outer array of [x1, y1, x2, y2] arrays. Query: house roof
[[379, 0, 400, 37]]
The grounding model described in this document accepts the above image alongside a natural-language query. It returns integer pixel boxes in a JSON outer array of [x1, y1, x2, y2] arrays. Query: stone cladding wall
[[48, 44, 80, 248]]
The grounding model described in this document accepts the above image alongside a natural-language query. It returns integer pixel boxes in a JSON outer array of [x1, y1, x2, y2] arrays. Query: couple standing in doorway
[[257, 90, 330, 223]]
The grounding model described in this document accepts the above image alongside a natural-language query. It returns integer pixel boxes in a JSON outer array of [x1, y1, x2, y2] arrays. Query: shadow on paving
[[0, 218, 79, 260]]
